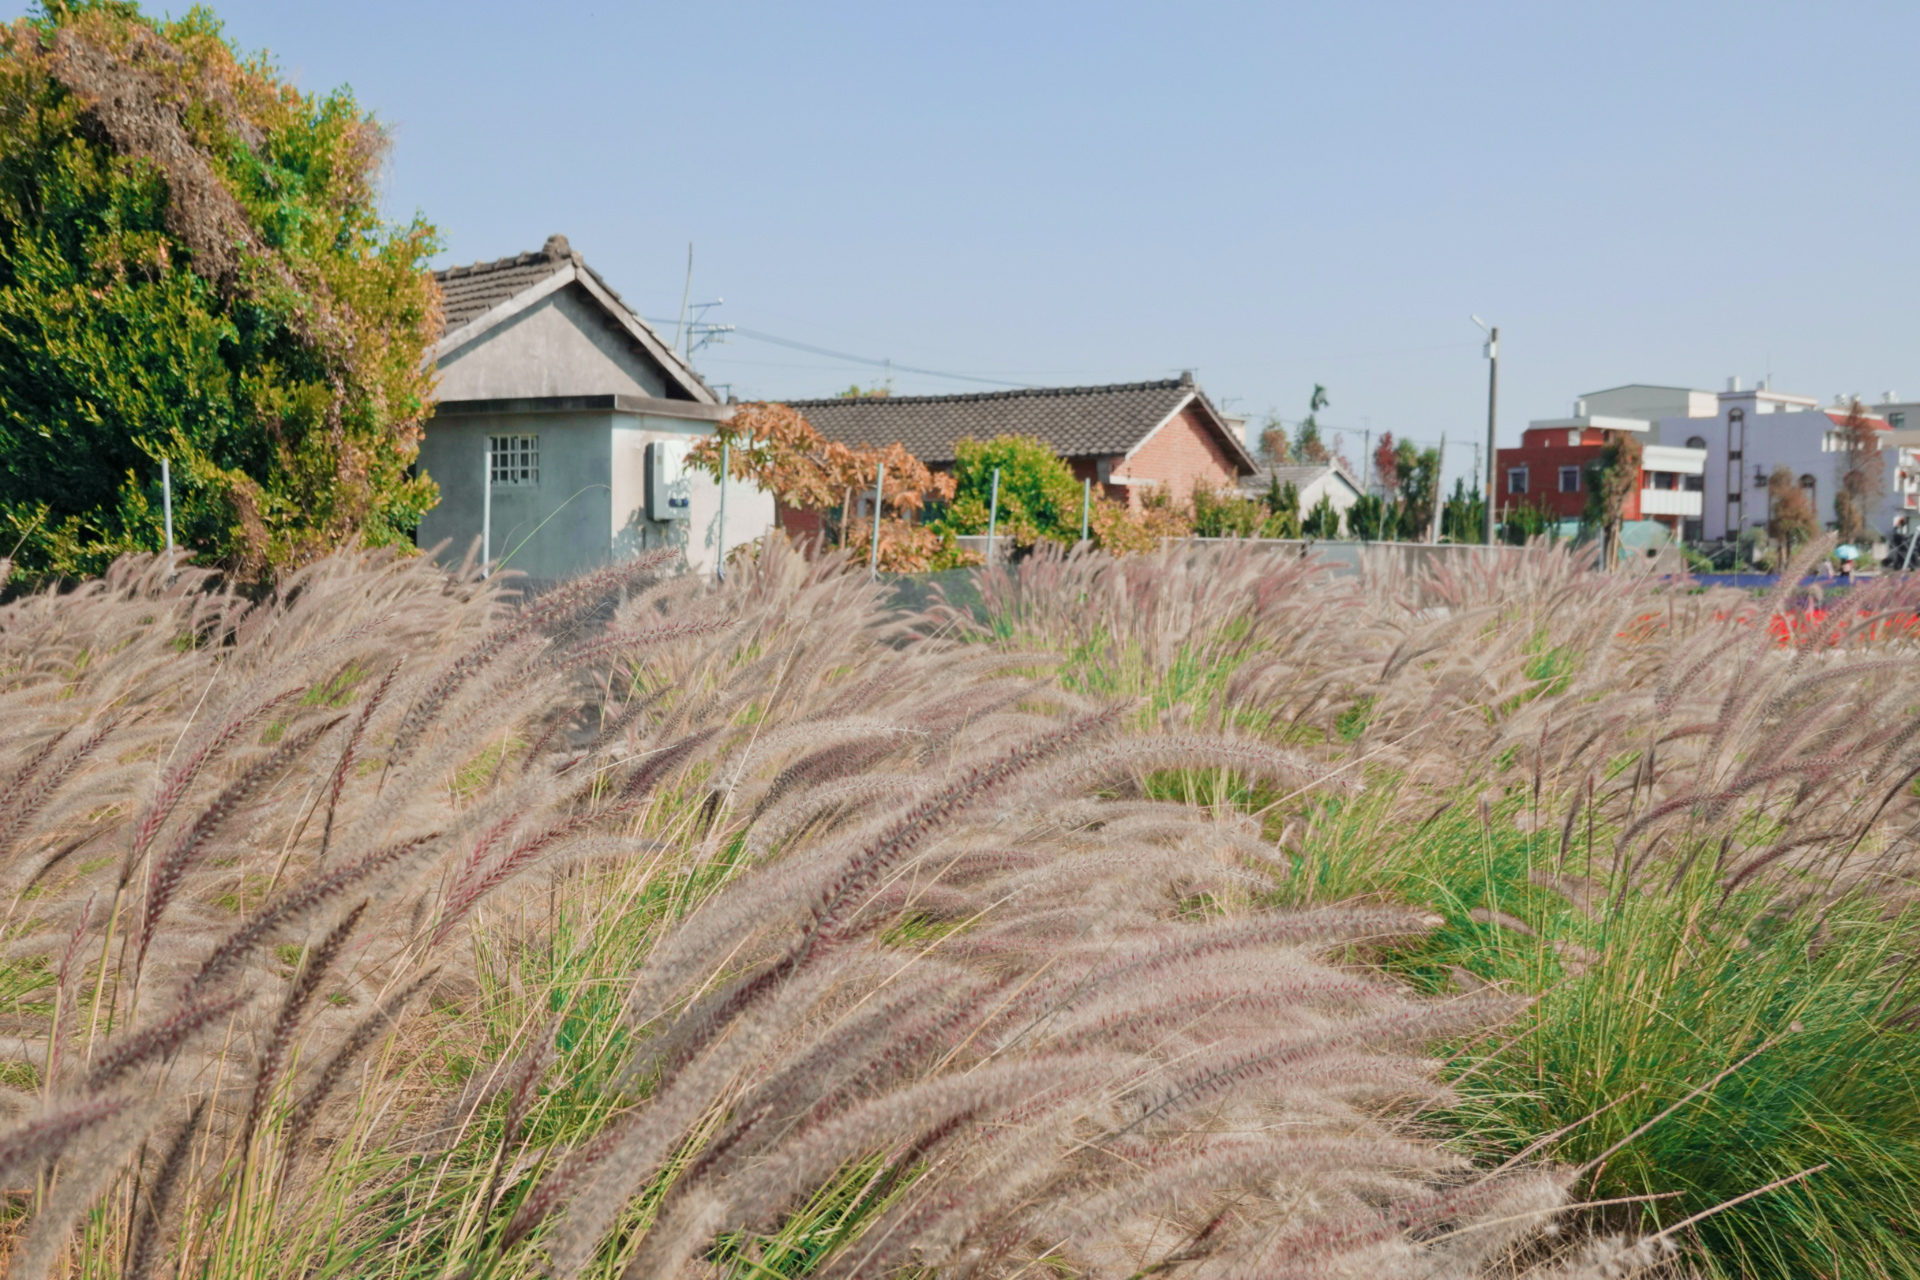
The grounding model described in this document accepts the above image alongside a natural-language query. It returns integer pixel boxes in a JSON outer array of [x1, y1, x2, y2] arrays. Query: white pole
[[1081, 476, 1091, 543], [986, 467, 1002, 563], [1431, 431, 1447, 543], [160, 458, 174, 559], [481, 439, 491, 579], [869, 462, 886, 576], [716, 438, 729, 582]]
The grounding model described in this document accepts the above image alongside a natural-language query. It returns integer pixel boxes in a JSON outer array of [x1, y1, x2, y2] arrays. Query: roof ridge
[[781, 377, 1189, 408]]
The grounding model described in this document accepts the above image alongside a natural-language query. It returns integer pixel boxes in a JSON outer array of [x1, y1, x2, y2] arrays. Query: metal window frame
[[489, 434, 540, 486]]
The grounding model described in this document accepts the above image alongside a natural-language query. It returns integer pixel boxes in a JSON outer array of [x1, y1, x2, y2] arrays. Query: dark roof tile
[[784, 377, 1254, 470]]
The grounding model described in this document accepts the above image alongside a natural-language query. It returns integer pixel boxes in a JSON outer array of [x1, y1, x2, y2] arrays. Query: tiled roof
[[431, 235, 712, 401], [785, 376, 1253, 469], [1241, 463, 1360, 493]]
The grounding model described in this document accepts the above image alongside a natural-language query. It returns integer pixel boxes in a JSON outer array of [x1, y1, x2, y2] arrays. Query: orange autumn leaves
[[690, 402, 965, 571]]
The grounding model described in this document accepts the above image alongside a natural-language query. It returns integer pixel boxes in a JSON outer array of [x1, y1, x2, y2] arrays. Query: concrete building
[[1496, 407, 1706, 537], [416, 235, 772, 582], [1652, 379, 1915, 542], [785, 375, 1257, 516]]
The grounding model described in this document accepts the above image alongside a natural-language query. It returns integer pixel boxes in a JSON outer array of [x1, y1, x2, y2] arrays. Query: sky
[[45, 1, 1920, 488]]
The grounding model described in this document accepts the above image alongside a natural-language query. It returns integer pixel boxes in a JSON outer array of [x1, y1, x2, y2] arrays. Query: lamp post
[[1473, 316, 1499, 545]]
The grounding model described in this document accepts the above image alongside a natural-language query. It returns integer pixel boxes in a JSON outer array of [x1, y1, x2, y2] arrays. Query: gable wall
[[434, 284, 671, 401], [1111, 404, 1241, 509]]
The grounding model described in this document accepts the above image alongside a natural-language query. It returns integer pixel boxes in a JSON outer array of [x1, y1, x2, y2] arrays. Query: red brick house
[[782, 375, 1257, 526]]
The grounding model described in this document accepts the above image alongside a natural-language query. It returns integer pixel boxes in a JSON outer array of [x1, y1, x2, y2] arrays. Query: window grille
[[490, 435, 539, 486], [1558, 466, 1581, 493]]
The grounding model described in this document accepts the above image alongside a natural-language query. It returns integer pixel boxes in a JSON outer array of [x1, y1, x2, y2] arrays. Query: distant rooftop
[[785, 375, 1255, 470]]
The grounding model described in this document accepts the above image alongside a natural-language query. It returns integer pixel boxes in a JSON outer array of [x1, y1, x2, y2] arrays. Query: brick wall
[[1110, 405, 1242, 510]]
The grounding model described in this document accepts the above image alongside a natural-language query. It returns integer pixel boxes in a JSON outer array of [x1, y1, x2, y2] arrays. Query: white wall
[[1671, 402, 1908, 541], [609, 419, 776, 577], [435, 286, 670, 400]]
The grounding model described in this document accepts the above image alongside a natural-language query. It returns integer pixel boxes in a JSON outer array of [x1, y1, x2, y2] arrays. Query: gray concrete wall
[[417, 411, 615, 582], [609, 419, 776, 577], [435, 286, 670, 401]]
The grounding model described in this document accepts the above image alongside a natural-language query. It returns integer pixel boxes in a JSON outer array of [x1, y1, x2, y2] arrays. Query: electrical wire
[[643, 320, 1039, 389]]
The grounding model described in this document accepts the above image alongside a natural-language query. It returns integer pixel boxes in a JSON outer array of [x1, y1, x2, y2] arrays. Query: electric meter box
[[644, 440, 692, 521]]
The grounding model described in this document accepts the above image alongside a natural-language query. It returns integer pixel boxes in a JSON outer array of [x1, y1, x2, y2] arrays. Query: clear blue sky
[[58, 2, 1920, 484]]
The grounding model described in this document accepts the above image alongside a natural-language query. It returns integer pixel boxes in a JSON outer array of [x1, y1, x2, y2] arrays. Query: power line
[[644, 319, 1036, 389]]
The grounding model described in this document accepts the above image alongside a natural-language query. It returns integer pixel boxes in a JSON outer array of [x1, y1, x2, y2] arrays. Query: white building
[[1649, 379, 1913, 542], [417, 235, 774, 584]]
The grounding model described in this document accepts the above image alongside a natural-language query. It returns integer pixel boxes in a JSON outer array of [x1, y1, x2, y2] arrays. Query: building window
[[1558, 465, 1581, 493], [1508, 467, 1528, 495], [1685, 436, 1706, 450], [490, 435, 539, 486], [1684, 473, 1703, 492], [1892, 412, 1906, 429]]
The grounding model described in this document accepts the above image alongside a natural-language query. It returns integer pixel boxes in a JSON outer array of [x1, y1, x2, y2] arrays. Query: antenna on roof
[[673, 242, 693, 358]]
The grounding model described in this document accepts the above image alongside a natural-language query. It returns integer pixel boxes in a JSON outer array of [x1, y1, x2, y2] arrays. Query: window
[[490, 435, 539, 486], [1558, 465, 1581, 493], [1893, 412, 1907, 430], [1508, 467, 1528, 495], [1685, 435, 1707, 450]]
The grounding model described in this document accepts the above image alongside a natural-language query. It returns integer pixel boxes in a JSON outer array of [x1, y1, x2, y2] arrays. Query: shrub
[[0, 3, 440, 583]]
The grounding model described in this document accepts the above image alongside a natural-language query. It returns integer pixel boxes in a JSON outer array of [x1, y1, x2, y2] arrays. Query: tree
[[688, 402, 960, 571], [1441, 477, 1486, 543], [1583, 432, 1643, 568], [0, 3, 441, 583], [1766, 464, 1818, 567], [1347, 493, 1387, 541], [1256, 411, 1292, 467], [1301, 492, 1340, 539], [1393, 439, 1440, 541], [942, 435, 1085, 548], [1372, 432, 1399, 500], [1294, 384, 1331, 465], [1833, 398, 1884, 545], [1191, 483, 1268, 538], [1263, 476, 1301, 539]]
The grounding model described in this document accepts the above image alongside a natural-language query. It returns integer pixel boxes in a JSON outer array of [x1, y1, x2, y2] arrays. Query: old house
[[415, 235, 771, 581], [1239, 463, 1364, 525], [783, 375, 1257, 527]]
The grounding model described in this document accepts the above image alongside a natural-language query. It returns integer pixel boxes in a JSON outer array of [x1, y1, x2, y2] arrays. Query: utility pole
[[160, 458, 174, 562], [1431, 432, 1447, 543], [1474, 318, 1499, 545], [986, 467, 1002, 564], [869, 462, 885, 578], [716, 438, 728, 582], [1081, 477, 1091, 544], [481, 439, 492, 579]]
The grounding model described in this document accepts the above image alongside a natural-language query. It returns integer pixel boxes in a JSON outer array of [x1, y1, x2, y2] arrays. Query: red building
[[1497, 414, 1706, 536]]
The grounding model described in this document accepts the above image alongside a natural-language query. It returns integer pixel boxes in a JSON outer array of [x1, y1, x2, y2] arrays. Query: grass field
[[1, 536, 1915, 1278]]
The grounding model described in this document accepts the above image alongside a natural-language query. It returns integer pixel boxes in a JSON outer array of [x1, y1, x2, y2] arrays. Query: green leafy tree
[[1301, 492, 1341, 539], [939, 435, 1085, 547], [1392, 439, 1441, 540], [1441, 477, 1486, 543], [1262, 477, 1301, 539], [1502, 498, 1558, 545], [0, 2, 441, 583], [1191, 483, 1269, 538], [1347, 492, 1388, 541]]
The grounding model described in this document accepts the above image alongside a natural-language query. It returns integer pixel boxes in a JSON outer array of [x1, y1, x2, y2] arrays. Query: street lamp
[[1472, 316, 1499, 545]]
